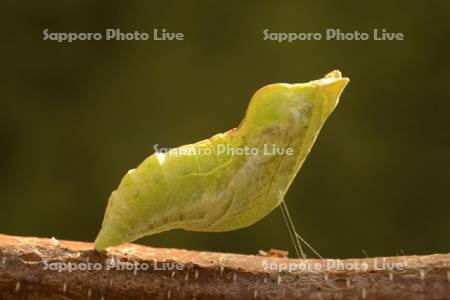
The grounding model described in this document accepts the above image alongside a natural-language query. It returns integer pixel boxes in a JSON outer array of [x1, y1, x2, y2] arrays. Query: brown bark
[[0, 234, 448, 300]]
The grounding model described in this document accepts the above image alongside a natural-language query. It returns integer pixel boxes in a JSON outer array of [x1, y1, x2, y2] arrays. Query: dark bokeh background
[[1, 1, 449, 258]]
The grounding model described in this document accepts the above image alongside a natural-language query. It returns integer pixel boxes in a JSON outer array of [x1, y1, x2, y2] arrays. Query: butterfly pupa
[[94, 70, 349, 251]]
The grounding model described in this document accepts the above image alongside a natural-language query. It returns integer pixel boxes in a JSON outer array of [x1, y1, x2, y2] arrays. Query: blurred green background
[[1, 1, 449, 258]]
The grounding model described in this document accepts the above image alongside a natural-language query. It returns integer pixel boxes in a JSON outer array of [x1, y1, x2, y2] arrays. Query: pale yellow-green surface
[[94, 71, 349, 251]]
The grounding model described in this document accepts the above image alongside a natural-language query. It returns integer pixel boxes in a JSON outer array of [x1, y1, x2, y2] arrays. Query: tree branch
[[0, 234, 448, 299]]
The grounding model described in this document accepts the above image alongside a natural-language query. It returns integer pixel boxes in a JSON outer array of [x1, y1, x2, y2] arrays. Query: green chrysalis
[[94, 71, 349, 251]]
